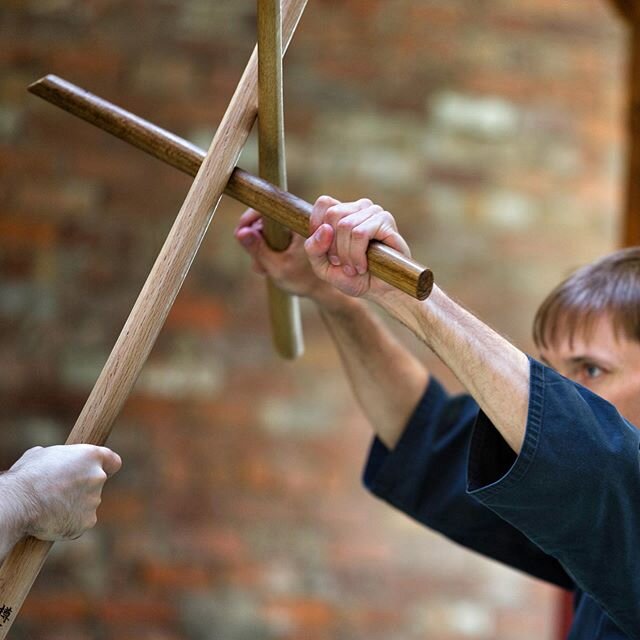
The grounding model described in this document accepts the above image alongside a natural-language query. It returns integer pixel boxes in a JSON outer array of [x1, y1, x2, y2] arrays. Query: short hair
[[533, 247, 640, 349]]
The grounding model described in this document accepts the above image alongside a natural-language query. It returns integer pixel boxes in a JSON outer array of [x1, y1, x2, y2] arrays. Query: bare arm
[[374, 286, 529, 453], [303, 199, 529, 454], [235, 206, 428, 448], [318, 296, 428, 448]]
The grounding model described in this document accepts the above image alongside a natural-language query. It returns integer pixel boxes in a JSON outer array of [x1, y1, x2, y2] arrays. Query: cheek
[[603, 384, 640, 428]]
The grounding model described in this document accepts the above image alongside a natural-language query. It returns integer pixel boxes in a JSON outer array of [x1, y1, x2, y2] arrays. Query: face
[[538, 314, 640, 428]]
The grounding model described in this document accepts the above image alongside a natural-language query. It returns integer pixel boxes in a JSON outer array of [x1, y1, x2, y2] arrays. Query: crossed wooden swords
[[0, 0, 433, 634]]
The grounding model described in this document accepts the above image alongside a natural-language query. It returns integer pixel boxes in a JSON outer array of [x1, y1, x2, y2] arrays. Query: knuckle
[[359, 198, 373, 207], [352, 227, 368, 241], [84, 514, 98, 531], [382, 210, 396, 224], [326, 210, 340, 225]]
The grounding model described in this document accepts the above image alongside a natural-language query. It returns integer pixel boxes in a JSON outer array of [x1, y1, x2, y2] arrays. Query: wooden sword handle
[[0, 0, 310, 635], [28, 75, 434, 301]]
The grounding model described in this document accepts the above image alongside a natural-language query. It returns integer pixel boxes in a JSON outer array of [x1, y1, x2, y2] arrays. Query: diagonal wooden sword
[[0, 0, 309, 634]]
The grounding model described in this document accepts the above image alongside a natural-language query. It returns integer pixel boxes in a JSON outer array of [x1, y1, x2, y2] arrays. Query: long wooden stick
[[622, 14, 640, 245], [258, 0, 304, 359], [0, 0, 309, 634], [28, 75, 434, 300]]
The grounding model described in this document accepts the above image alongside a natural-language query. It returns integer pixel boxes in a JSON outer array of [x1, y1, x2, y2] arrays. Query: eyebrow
[[539, 354, 613, 369]]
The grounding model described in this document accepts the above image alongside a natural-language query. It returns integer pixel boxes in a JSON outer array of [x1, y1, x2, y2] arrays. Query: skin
[[235, 197, 530, 454], [237, 197, 640, 451], [0, 444, 122, 561], [236, 200, 638, 637], [235, 206, 430, 449], [303, 199, 530, 457], [539, 315, 640, 427]]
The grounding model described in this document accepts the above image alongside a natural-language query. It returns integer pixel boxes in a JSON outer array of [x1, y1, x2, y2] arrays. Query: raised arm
[[300, 196, 640, 637], [301, 197, 530, 454], [234, 204, 428, 448]]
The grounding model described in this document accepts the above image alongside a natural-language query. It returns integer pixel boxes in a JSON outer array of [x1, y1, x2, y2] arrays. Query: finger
[[325, 199, 373, 226], [351, 218, 412, 269], [310, 195, 340, 235], [335, 205, 383, 275], [350, 208, 401, 272], [98, 447, 122, 477], [325, 199, 373, 266], [236, 208, 262, 230], [237, 225, 282, 265], [377, 228, 411, 258], [236, 226, 262, 256], [304, 224, 334, 276]]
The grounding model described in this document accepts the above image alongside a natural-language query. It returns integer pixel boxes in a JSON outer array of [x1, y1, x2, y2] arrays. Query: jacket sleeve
[[363, 375, 573, 589], [468, 357, 640, 639]]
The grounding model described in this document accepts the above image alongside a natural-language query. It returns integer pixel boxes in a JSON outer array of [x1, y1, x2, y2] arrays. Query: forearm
[[373, 285, 529, 453], [314, 290, 429, 449]]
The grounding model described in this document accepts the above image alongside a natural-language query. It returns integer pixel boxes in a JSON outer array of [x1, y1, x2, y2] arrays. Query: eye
[[582, 363, 604, 380]]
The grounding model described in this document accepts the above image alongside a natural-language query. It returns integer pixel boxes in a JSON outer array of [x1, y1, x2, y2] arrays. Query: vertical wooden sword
[[0, 0, 308, 635], [258, 0, 304, 358]]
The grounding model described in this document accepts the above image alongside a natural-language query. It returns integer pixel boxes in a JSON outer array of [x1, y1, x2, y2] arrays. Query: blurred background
[[0, 0, 627, 638]]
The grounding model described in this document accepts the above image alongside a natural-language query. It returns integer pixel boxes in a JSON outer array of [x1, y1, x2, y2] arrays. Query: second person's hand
[[234, 207, 348, 308]]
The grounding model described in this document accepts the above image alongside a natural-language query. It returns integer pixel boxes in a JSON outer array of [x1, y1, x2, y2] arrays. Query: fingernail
[[356, 265, 367, 275], [343, 265, 356, 277], [329, 255, 341, 266]]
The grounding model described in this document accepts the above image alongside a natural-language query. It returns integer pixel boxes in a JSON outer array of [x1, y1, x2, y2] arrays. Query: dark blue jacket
[[364, 358, 640, 639]]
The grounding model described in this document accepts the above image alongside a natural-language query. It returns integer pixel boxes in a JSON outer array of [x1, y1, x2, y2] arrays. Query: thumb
[[304, 224, 334, 271], [235, 227, 262, 256]]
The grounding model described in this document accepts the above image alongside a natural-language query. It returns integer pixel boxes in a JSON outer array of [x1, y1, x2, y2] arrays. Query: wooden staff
[[623, 5, 640, 245], [258, 0, 304, 359], [29, 75, 434, 300], [0, 0, 309, 633]]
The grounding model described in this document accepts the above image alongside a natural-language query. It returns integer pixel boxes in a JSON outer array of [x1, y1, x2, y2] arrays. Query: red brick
[[96, 598, 177, 625], [263, 598, 334, 629], [140, 561, 211, 589], [1, 1, 622, 638], [0, 216, 57, 248], [165, 293, 227, 333]]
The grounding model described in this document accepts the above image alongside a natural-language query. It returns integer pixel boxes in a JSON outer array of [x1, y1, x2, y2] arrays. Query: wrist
[[365, 286, 425, 329], [309, 283, 356, 312], [0, 471, 36, 547]]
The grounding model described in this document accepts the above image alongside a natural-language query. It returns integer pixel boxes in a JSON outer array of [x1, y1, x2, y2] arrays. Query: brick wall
[[0, 1, 626, 638]]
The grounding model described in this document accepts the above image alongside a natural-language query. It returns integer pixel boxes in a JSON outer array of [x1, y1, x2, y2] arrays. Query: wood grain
[[622, 14, 640, 245], [0, 0, 309, 634], [258, 0, 304, 359], [29, 75, 434, 301], [608, 0, 635, 22]]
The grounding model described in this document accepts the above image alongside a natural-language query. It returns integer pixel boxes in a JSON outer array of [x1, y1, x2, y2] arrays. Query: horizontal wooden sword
[[29, 74, 434, 300]]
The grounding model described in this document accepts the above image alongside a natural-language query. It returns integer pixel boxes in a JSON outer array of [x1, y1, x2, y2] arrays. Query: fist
[[9, 444, 122, 541]]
